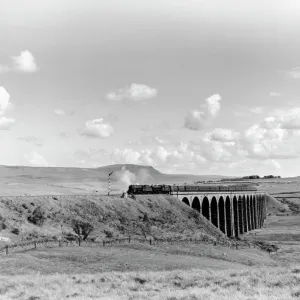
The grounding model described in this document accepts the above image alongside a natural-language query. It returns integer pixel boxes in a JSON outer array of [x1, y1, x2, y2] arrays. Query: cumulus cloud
[[25, 151, 49, 167], [184, 110, 206, 131], [184, 94, 221, 130], [0, 86, 11, 115], [207, 128, 239, 143], [106, 83, 157, 101], [111, 148, 141, 164], [81, 118, 114, 138], [12, 50, 38, 73], [287, 67, 300, 79], [54, 109, 65, 116], [0, 117, 15, 130], [206, 94, 221, 117]]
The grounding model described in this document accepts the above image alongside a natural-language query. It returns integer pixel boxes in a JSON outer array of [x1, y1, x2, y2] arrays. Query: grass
[[0, 194, 227, 248], [1, 266, 300, 299], [0, 243, 278, 276]]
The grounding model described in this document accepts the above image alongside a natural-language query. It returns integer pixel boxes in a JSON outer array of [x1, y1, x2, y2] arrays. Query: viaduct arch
[[178, 192, 267, 237]]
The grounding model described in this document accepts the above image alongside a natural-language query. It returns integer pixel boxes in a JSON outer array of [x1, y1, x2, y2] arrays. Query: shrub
[[27, 207, 46, 226], [71, 219, 94, 241], [104, 228, 114, 239], [11, 228, 20, 235], [1, 222, 7, 230]]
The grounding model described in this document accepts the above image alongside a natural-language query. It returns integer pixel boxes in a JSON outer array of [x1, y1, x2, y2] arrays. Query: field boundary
[[0, 236, 265, 255]]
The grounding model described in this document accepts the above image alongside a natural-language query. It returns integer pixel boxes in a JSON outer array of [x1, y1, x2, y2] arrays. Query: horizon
[[1, 1, 300, 177], [0, 163, 293, 179]]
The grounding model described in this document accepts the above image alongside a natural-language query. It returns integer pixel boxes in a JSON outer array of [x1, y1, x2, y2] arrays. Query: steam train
[[127, 184, 257, 195]]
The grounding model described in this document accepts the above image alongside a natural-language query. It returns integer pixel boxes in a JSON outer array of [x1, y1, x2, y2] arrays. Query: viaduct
[[174, 191, 267, 237]]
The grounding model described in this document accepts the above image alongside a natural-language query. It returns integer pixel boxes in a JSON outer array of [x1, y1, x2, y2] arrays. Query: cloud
[[207, 128, 239, 143], [0, 86, 11, 115], [81, 118, 114, 138], [25, 151, 49, 167], [206, 94, 221, 117], [0, 117, 15, 130], [111, 148, 142, 164], [286, 67, 300, 79], [106, 83, 157, 101], [184, 110, 206, 131], [54, 109, 65, 116], [12, 50, 38, 73], [184, 94, 222, 131]]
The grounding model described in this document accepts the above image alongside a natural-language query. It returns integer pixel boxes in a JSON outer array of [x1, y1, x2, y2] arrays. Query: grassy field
[[1, 265, 300, 300], [0, 243, 279, 276]]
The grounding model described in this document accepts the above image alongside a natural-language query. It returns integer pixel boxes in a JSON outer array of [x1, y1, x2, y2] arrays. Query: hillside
[[0, 164, 229, 196], [0, 194, 228, 246]]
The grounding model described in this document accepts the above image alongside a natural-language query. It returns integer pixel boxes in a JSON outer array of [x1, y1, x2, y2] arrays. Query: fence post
[[128, 237, 131, 244], [34, 242, 37, 249], [149, 239, 152, 245], [78, 239, 81, 247], [6, 245, 8, 255], [103, 240, 105, 247], [59, 241, 61, 248]]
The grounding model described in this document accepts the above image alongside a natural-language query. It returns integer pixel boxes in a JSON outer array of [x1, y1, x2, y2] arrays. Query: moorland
[[0, 164, 299, 300]]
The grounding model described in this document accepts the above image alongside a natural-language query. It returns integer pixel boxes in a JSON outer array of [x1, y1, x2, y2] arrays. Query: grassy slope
[[0, 243, 277, 276], [0, 195, 227, 246], [1, 265, 300, 300]]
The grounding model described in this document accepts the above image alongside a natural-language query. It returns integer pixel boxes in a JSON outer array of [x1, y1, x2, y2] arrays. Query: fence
[[0, 236, 261, 255]]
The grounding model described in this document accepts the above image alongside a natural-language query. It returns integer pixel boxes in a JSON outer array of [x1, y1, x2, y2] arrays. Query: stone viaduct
[[174, 191, 267, 237]]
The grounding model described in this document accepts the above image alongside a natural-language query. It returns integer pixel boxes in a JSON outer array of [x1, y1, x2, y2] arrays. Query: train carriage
[[127, 183, 257, 195]]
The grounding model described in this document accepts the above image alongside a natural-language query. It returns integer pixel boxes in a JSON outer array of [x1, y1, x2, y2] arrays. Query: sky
[[1, 0, 300, 177]]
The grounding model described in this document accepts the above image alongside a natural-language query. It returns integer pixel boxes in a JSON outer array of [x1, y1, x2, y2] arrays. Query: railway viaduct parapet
[[173, 191, 266, 237]]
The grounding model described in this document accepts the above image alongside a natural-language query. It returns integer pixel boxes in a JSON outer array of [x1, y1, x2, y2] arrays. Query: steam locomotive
[[127, 184, 257, 195]]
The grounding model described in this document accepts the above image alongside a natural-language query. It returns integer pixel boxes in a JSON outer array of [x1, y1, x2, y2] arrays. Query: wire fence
[[0, 236, 263, 255]]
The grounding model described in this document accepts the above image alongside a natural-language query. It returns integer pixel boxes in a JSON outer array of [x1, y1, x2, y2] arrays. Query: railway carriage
[[127, 183, 257, 195]]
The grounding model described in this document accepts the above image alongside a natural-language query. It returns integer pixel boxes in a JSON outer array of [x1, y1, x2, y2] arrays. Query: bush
[[104, 228, 114, 239], [71, 219, 94, 241], [1, 222, 7, 230], [11, 228, 20, 235], [27, 207, 46, 226]]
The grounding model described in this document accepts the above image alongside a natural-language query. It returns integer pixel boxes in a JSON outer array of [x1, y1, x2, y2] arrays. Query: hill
[[0, 164, 229, 196], [0, 194, 229, 247]]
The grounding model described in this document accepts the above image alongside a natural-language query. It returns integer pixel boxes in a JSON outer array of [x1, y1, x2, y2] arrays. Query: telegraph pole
[[108, 171, 114, 196]]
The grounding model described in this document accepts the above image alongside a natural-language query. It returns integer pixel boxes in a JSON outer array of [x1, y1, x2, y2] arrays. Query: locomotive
[[127, 184, 257, 195]]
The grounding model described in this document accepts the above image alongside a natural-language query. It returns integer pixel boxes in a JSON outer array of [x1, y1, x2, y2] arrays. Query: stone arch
[[182, 197, 190, 206], [242, 195, 247, 232], [258, 194, 262, 227], [211, 197, 218, 228], [250, 195, 254, 230], [192, 197, 200, 213], [218, 196, 226, 234], [225, 196, 232, 237], [202, 197, 209, 220], [247, 195, 251, 231], [238, 195, 244, 235], [253, 195, 257, 229], [233, 196, 239, 237]]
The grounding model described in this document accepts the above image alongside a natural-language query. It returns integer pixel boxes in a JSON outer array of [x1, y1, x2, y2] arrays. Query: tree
[[71, 219, 94, 243], [27, 207, 46, 226]]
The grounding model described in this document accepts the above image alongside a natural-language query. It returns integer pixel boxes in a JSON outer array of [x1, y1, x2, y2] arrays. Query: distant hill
[[0, 164, 229, 196]]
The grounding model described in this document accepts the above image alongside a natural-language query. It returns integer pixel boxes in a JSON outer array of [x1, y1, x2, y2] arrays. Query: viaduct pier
[[174, 191, 266, 238]]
